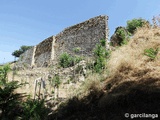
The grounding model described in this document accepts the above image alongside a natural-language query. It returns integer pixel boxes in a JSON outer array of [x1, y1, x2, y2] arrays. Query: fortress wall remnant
[[54, 15, 108, 59], [17, 15, 109, 68], [17, 47, 34, 67], [34, 36, 54, 67]]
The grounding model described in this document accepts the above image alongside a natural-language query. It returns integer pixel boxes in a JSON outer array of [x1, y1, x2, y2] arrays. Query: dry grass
[[96, 26, 160, 119], [70, 74, 103, 99], [49, 27, 160, 120], [107, 26, 160, 87]]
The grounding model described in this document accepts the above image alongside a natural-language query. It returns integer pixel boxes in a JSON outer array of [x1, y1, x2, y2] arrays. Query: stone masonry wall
[[34, 36, 53, 67], [17, 47, 34, 67], [17, 15, 109, 68], [54, 15, 108, 59]]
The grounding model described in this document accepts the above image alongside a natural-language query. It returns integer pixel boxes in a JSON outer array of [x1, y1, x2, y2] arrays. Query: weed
[[144, 48, 159, 60]]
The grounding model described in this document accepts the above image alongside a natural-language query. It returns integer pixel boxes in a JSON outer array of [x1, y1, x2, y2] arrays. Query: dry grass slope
[[49, 26, 160, 120], [107, 26, 160, 88]]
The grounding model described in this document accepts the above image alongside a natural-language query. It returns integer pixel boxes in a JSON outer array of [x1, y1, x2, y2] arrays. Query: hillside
[[1, 25, 160, 120], [49, 26, 160, 120]]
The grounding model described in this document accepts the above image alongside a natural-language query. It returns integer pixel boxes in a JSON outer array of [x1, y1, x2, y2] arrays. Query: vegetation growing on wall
[[2, 15, 160, 120], [93, 39, 110, 73], [50, 19, 160, 120], [59, 52, 82, 68], [115, 27, 131, 45]]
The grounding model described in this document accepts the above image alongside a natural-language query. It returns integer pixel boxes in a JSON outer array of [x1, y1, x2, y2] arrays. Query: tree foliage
[[126, 18, 147, 34], [12, 45, 32, 58]]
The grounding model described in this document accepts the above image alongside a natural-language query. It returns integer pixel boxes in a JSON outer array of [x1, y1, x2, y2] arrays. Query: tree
[[20, 45, 32, 53], [12, 45, 32, 59], [126, 18, 148, 34], [12, 50, 23, 58]]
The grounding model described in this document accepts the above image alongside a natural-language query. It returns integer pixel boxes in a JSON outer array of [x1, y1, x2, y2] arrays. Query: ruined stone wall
[[34, 36, 53, 67], [17, 15, 109, 68], [54, 15, 108, 59], [17, 47, 34, 67]]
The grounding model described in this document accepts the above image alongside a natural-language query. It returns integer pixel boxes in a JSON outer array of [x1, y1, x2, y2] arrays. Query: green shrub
[[59, 52, 82, 68], [144, 48, 159, 60], [59, 53, 73, 68], [52, 74, 61, 88], [0, 65, 50, 120], [116, 27, 130, 46], [0, 65, 25, 119], [0, 64, 10, 84], [21, 99, 49, 120], [126, 18, 147, 34], [73, 47, 81, 53], [93, 40, 111, 73], [100, 39, 106, 47], [94, 44, 106, 58]]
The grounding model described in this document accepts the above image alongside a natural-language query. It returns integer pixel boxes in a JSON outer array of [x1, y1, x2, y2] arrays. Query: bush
[[126, 18, 147, 34], [100, 39, 106, 47], [59, 53, 82, 68], [111, 18, 148, 47], [0, 65, 25, 119], [93, 40, 110, 73], [116, 27, 130, 45], [0, 64, 10, 84], [73, 47, 81, 53], [0, 65, 50, 120], [110, 27, 131, 47], [21, 99, 49, 120], [52, 74, 61, 88]]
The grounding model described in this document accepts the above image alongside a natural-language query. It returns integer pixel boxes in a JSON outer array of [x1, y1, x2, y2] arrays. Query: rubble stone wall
[[17, 15, 109, 68], [17, 47, 34, 67], [34, 36, 53, 67], [54, 15, 108, 59]]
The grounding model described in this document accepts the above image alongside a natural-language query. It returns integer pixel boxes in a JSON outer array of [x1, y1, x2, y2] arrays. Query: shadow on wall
[[49, 78, 160, 120]]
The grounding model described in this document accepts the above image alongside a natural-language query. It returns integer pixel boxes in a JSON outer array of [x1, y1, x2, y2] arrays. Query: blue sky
[[0, 0, 160, 64]]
